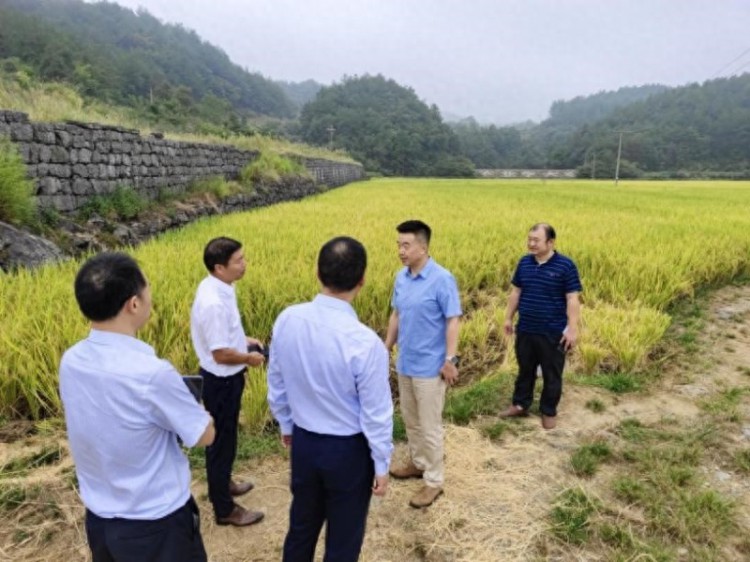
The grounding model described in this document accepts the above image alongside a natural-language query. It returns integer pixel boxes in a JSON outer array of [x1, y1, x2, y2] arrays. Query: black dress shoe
[[216, 505, 264, 527], [229, 480, 254, 496]]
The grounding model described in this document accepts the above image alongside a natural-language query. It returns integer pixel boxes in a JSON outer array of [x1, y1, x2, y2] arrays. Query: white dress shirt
[[190, 274, 247, 377], [60, 330, 210, 519]]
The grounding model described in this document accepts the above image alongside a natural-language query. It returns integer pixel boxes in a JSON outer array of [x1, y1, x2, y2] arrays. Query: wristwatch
[[446, 355, 460, 366]]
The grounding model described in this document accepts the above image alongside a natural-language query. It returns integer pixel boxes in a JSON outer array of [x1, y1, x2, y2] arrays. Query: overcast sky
[[105, 0, 749, 124]]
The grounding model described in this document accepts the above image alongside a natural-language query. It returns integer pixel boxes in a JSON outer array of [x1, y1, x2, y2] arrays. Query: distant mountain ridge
[[0, 0, 295, 118]]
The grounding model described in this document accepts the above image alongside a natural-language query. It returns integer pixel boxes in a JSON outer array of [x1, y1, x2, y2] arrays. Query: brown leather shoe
[[389, 461, 424, 479], [542, 415, 557, 430], [499, 404, 528, 418], [229, 480, 254, 497], [216, 504, 264, 527], [409, 485, 443, 508]]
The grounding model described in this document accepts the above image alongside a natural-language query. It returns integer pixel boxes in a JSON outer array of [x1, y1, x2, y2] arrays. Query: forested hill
[[548, 73, 750, 174], [0, 0, 295, 118], [451, 74, 750, 177], [545, 84, 670, 128]]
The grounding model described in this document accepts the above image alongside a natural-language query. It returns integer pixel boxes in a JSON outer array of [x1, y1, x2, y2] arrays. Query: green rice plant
[[241, 366, 271, 432], [4, 179, 750, 420], [0, 137, 35, 225]]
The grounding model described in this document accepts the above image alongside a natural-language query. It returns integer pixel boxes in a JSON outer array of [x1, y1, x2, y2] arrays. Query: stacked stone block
[[0, 110, 364, 213]]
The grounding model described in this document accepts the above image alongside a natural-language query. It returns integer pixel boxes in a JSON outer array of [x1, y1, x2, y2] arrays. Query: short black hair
[[396, 220, 431, 245], [318, 236, 367, 292], [74, 252, 147, 322], [530, 223, 556, 241], [203, 237, 242, 272]]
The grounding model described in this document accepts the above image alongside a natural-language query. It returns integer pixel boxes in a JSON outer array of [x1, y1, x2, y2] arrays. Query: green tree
[[300, 75, 472, 177]]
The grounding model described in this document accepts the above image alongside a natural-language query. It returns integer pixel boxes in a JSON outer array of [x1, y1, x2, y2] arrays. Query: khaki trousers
[[398, 374, 446, 488]]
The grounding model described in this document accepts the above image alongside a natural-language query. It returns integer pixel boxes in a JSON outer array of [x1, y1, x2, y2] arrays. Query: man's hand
[[247, 352, 265, 367], [441, 361, 459, 386], [281, 434, 292, 448], [560, 328, 578, 352], [503, 319, 514, 337], [246, 336, 264, 348], [372, 475, 388, 496]]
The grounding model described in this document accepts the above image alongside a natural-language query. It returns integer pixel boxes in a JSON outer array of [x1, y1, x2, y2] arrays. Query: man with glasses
[[500, 223, 582, 429]]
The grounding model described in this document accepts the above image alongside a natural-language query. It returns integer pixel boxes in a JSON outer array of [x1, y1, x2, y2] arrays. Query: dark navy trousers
[[513, 331, 567, 416], [283, 425, 374, 562], [201, 367, 245, 518], [85, 497, 206, 562]]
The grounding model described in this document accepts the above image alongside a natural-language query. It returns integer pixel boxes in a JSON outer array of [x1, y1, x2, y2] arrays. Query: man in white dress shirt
[[60, 252, 215, 562], [191, 236, 266, 527]]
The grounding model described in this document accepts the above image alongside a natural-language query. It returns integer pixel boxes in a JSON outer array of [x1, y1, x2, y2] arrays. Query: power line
[[712, 46, 750, 78]]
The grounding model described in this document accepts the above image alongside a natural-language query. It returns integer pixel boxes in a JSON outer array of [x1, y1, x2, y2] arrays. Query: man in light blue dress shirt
[[385, 220, 462, 509], [60, 252, 215, 562], [268, 236, 393, 562]]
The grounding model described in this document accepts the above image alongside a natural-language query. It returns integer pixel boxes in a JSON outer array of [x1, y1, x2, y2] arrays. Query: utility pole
[[591, 151, 597, 180], [326, 125, 335, 150], [614, 131, 624, 186], [614, 128, 648, 186]]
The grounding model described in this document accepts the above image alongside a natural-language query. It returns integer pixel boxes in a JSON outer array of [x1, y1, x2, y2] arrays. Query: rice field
[[2, 178, 750, 421]]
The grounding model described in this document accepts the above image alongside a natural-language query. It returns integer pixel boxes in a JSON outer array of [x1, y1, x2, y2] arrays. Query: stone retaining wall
[[0, 110, 364, 213], [476, 168, 576, 179]]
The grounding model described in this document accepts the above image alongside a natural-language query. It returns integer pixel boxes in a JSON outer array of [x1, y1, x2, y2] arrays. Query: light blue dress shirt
[[267, 294, 393, 476], [60, 330, 210, 519], [392, 258, 462, 377]]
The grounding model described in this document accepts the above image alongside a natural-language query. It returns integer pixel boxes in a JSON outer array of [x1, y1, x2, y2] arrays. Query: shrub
[[78, 185, 146, 220], [0, 138, 36, 225], [239, 152, 309, 185]]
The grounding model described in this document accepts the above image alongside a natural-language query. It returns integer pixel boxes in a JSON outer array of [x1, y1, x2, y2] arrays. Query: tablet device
[[182, 375, 204, 402]]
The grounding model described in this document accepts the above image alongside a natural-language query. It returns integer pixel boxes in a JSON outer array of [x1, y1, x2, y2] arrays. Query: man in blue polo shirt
[[268, 236, 393, 561], [385, 220, 462, 509], [60, 252, 215, 562], [501, 223, 582, 429]]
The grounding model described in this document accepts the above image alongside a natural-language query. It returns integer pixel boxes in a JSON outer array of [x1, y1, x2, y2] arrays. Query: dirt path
[[3, 285, 750, 561]]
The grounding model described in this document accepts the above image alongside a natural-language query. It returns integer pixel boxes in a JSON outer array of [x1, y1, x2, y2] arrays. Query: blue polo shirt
[[511, 252, 582, 335], [392, 258, 462, 377], [60, 330, 210, 520]]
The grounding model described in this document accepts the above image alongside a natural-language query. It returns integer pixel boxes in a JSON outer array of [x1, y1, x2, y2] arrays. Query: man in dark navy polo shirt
[[500, 223, 582, 429]]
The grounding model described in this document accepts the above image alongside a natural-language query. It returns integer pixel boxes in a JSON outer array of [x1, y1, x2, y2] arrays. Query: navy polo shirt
[[511, 252, 582, 335]]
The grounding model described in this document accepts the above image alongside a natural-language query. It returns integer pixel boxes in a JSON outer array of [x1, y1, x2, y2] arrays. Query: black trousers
[[85, 497, 206, 562], [283, 426, 374, 562], [201, 367, 245, 518], [513, 331, 567, 417]]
